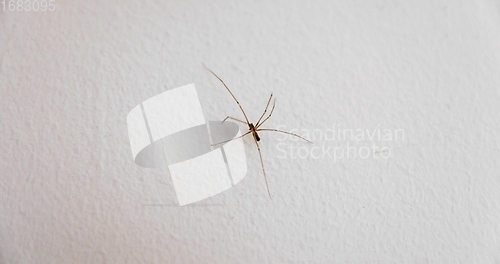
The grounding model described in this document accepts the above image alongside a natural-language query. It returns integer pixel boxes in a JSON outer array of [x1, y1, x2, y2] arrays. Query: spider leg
[[211, 131, 252, 146], [253, 137, 272, 199], [203, 64, 251, 124], [257, 128, 312, 143], [221, 116, 247, 124], [255, 93, 273, 126], [255, 98, 276, 128]]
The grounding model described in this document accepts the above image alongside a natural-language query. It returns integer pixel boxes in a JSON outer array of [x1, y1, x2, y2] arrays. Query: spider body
[[249, 123, 260, 141]]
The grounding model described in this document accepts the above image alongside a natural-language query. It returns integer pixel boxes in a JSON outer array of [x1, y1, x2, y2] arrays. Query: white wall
[[1, 0, 500, 263]]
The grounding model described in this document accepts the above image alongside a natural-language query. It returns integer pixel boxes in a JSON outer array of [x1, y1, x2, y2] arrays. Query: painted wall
[[1, 0, 499, 263]]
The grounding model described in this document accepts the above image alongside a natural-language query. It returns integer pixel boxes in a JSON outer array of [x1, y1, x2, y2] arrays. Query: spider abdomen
[[249, 123, 260, 141]]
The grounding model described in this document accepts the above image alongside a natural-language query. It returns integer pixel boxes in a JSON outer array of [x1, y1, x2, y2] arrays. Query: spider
[[204, 65, 312, 198]]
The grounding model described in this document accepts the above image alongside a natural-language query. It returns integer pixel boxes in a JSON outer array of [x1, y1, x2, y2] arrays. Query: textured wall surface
[[1, 0, 500, 263]]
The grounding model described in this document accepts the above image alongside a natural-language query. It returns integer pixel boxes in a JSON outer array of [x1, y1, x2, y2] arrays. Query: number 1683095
[[1, 0, 56, 12]]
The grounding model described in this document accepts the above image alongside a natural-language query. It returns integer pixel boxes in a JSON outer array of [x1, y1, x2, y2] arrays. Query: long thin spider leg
[[221, 116, 247, 124], [253, 138, 272, 199], [255, 93, 273, 127], [203, 64, 250, 124], [255, 98, 276, 128], [211, 131, 252, 146], [257, 128, 313, 143]]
